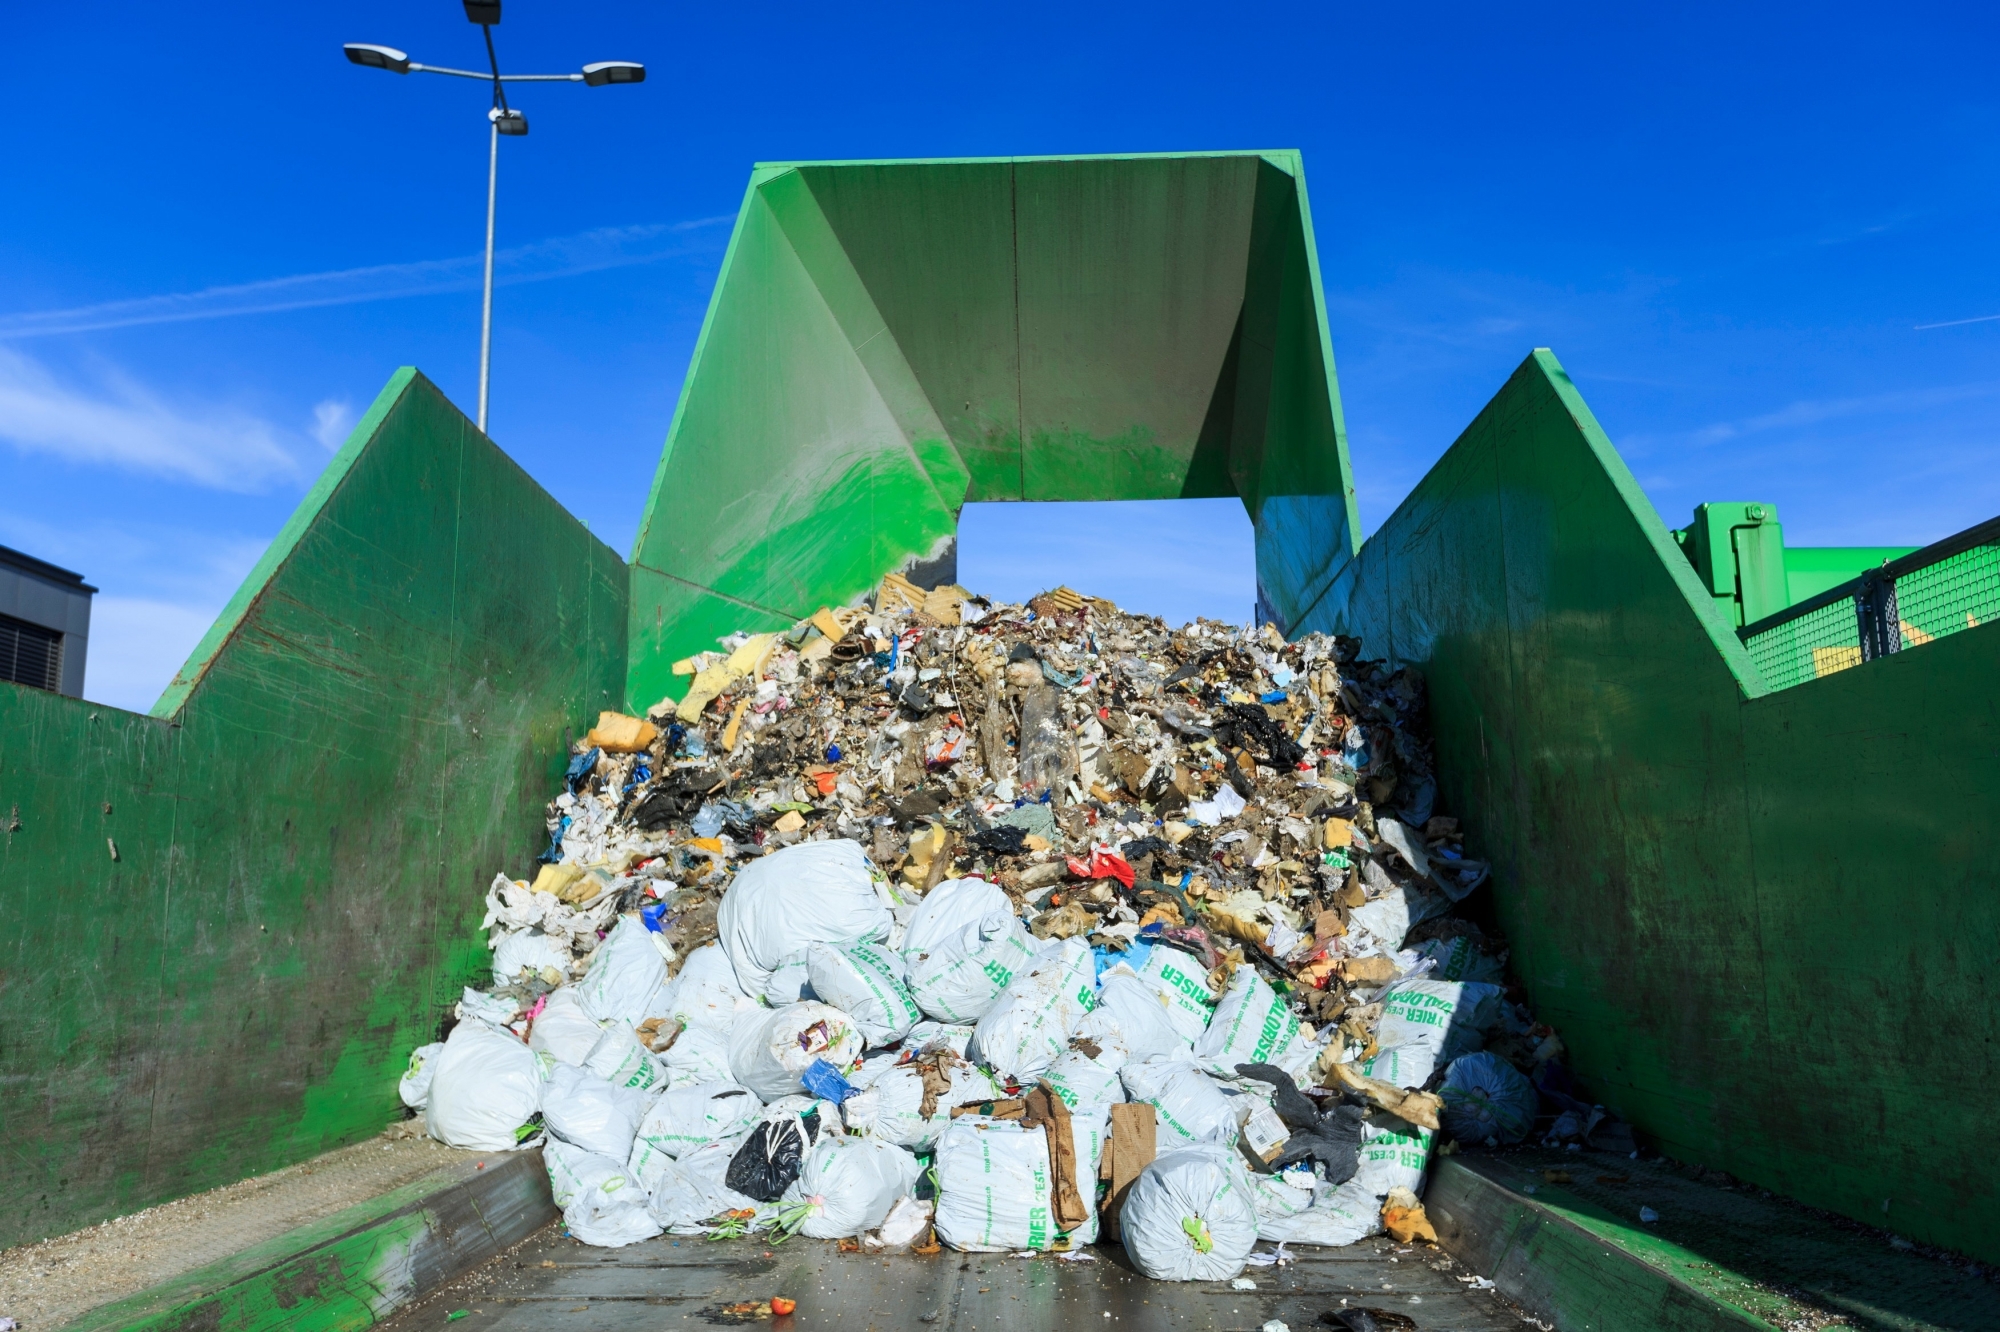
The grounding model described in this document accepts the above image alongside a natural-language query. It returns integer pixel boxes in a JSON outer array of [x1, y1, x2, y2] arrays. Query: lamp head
[[343, 43, 411, 74], [582, 61, 646, 87]]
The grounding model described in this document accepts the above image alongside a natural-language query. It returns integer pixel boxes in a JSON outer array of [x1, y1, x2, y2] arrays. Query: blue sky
[[5, 2, 1998, 710]]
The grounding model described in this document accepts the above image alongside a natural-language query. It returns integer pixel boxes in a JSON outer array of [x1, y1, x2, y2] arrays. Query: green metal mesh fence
[[1895, 542, 2000, 645], [1741, 520, 2000, 691], [1742, 598, 1864, 690]]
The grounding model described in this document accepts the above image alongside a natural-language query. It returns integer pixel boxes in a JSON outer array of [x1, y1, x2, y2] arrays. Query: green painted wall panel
[[0, 371, 626, 1247], [626, 152, 1357, 707], [1310, 349, 1999, 1264], [1782, 545, 1918, 603], [801, 161, 1025, 499], [1732, 626, 1998, 1235], [1011, 155, 1258, 501]]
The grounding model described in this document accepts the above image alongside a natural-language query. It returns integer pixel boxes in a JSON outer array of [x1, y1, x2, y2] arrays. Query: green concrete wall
[[0, 370, 627, 1248], [625, 151, 1357, 710], [1306, 349, 1999, 1264]]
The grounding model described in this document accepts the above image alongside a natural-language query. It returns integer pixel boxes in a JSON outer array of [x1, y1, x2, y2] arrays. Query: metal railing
[[1738, 514, 2000, 691]]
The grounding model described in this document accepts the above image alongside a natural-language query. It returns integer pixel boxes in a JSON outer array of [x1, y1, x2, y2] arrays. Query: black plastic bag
[[628, 767, 719, 832], [724, 1110, 821, 1201]]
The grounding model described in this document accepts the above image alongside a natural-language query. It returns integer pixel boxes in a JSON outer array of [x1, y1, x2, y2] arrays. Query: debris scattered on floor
[[403, 574, 1628, 1280]]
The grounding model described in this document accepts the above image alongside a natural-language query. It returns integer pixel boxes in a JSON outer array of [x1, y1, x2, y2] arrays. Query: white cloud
[[0, 513, 270, 715], [0, 346, 301, 491], [83, 595, 223, 714], [1627, 381, 2000, 453], [0, 216, 734, 340], [312, 398, 357, 451]]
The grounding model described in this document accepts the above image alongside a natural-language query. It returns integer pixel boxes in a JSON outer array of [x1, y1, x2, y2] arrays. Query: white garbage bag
[[1376, 979, 1503, 1055], [662, 1023, 735, 1089], [528, 987, 604, 1067], [1068, 1104, 1111, 1244], [398, 1042, 444, 1110], [761, 949, 817, 1006], [779, 1136, 922, 1238], [900, 875, 1016, 959], [971, 939, 1098, 1082], [1193, 966, 1316, 1081], [425, 1021, 541, 1151], [545, 1138, 662, 1247], [1119, 1145, 1260, 1280], [1350, 1112, 1435, 1197], [581, 1020, 670, 1094], [1373, 817, 1431, 879], [1094, 970, 1194, 1061], [492, 928, 568, 986], [842, 1056, 999, 1150], [727, 1002, 865, 1101], [1363, 980, 1504, 1088], [904, 1021, 976, 1057], [631, 1081, 764, 1160], [1258, 1175, 1381, 1246], [1411, 935, 1505, 984], [1131, 946, 1218, 1044], [665, 943, 756, 1033], [905, 924, 1038, 1024], [542, 1062, 651, 1160], [1120, 1058, 1241, 1146], [808, 941, 923, 1047], [1439, 1052, 1536, 1144], [1346, 885, 1451, 957], [632, 1136, 758, 1232], [1361, 1042, 1442, 1090], [715, 840, 893, 996], [576, 916, 669, 1025], [874, 1196, 934, 1249], [1067, 1006, 1134, 1068], [932, 1108, 1108, 1251], [933, 1117, 1047, 1252], [1250, 1162, 1318, 1232], [456, 986, 520, 1028], [1043, 1044, 1127, 1114]]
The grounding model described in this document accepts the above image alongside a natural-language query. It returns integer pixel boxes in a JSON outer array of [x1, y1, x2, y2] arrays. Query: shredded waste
[[399, 575, 1631, 1276]]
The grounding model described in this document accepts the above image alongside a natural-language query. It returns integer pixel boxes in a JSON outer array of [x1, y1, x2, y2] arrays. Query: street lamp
[[344, 2, 643, 433]]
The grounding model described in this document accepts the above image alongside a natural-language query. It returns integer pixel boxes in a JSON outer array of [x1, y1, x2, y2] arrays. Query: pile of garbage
[[397, 574, 1621, 1278]]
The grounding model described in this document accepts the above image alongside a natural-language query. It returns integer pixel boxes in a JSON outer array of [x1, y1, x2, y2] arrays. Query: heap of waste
[[398, 573, 1629, 1273]]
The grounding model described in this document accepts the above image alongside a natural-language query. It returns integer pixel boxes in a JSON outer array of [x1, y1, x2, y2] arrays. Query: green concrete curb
[[1431, 1150, 2000, 1332], [1429, 1154, 1765, 1331], [56, 1149, 556, 1332]]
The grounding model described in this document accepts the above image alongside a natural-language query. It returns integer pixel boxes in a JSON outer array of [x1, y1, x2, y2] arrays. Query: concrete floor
[[374, 1225, 1537, 1332]]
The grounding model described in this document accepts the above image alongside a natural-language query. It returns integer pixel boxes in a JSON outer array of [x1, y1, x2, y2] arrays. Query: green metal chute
[[624, 150, 1359, 710]]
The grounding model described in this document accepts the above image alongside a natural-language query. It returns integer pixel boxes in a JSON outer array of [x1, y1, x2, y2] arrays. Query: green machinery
[[2, 154, 1994, 1279]]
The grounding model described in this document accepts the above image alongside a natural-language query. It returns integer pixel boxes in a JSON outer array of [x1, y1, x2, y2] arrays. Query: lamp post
[[345, 3, 643, 433]]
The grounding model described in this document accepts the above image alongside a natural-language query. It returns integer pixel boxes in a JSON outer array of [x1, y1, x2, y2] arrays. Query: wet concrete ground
[[375, 1225, 1536, 1332]]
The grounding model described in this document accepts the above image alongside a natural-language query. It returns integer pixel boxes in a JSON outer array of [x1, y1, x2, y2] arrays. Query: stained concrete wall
[[0, 370, 627, 1247], [1306, 349, 1999, 1264]]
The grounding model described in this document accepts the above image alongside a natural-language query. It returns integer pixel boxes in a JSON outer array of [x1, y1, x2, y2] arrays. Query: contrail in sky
[[1914, 313, 2000, 331], [0, 216, 732, 339]]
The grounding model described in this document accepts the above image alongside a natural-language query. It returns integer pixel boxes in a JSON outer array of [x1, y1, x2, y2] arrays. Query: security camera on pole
[[344, 2, 644, 433]]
